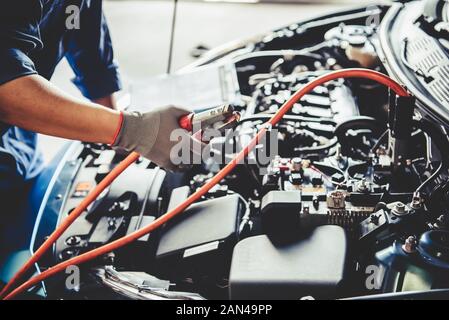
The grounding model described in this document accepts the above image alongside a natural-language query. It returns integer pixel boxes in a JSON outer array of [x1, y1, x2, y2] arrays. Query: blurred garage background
[[43, 0, 379, 162]]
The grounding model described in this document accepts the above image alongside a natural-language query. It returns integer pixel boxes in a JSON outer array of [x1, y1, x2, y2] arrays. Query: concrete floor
[[41, 0, 377, 162]]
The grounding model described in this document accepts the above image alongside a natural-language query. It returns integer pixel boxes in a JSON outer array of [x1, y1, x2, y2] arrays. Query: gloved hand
[[112, 105, 204, 171]]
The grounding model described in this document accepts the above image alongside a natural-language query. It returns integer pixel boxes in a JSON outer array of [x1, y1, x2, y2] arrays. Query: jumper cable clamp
[[179, 105, 241, 141]]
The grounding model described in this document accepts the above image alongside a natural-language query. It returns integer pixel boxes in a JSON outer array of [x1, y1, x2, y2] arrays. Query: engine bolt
[[335, 145, 342, 160], [402, 236, 418, 253], [395, 202, 405, 212], [411, 192, 423, 210], [108, 217, 117, 230], [356, 179, 370, 193], [65, 236, 81, 246], [435, 215, 449, 229], [392, 202, 409, 216]]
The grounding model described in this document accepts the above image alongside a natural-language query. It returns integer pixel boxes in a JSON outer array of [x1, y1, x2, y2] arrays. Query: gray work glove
[[112, 106, 204, 171]]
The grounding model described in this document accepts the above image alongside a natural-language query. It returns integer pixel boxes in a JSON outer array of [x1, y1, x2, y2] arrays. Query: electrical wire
[[413, 120, 449, 193], [1, 68, 409, 300], [370, 129, 389, 155], [400, 38, 434, 83]]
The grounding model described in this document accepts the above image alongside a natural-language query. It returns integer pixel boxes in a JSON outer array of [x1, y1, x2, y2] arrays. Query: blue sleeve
[[65, 0, 122, 100], [0, 1, 43, 86]]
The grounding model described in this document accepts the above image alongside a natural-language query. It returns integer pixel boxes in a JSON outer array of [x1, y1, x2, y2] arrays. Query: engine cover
[[229, 225, 348, 300]]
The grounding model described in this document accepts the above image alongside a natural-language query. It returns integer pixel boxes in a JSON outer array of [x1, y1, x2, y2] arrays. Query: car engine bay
[[26, 0, 449, 300]]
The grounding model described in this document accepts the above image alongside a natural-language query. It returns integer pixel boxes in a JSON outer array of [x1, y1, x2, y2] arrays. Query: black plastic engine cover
[[155, 194, 244, 278], [229, 225, 348, 300]]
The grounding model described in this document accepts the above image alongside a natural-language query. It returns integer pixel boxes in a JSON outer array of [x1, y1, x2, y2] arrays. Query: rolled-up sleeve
[[65, 0, 122, 100], [0, 1, 43, 86]]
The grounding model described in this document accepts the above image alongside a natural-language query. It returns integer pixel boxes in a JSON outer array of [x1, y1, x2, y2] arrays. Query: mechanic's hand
[[112, 105, 204, 171]]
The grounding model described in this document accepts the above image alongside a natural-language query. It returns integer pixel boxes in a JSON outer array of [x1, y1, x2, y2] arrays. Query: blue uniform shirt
[[0, 0, 122, 180]]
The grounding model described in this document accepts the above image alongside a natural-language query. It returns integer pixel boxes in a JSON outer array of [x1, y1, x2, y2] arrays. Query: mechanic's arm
[[0, 74, 194, 170], [0, 74, 119, 144], [93, 93, 119, 110]]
